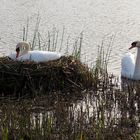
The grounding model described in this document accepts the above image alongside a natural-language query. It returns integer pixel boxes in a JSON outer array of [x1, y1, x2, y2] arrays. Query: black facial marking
[[16, 47, 20, 52], [131, 41, 137, 47]]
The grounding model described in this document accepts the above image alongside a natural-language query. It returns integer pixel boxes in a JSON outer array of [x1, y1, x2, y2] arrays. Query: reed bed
[[0, 17, 139, 139], [0, 75, 140, 140], [1, 53, 140, 139]]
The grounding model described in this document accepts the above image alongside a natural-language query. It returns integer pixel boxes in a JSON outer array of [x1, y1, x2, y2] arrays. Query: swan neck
[[133, 48, 140, 80], [19, 43, 29, 56]]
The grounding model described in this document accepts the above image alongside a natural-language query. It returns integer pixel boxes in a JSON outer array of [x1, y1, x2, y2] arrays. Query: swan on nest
[[8, 41, 61, 62]]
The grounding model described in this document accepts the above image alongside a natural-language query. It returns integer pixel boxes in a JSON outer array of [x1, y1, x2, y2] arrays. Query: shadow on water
[[1, 76, 140, 139]]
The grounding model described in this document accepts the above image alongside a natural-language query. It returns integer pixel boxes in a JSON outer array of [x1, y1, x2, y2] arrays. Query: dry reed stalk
[[0, 56, 94, 96]]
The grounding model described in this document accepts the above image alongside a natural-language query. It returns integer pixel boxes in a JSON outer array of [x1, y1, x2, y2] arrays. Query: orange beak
[[129, 45, 135, 50], [16, 51, 19, 58]]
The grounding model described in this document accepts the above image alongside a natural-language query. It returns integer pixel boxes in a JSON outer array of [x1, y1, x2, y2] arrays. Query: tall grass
[[90, 35, 115, 89], [0, 40, 138, 140], [0, 77, 140, 140], [1, 17, 139, 140]]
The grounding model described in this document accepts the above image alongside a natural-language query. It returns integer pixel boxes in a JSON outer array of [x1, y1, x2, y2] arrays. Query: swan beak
[[129, 45, 135, 50], [16, 52, 19, 58]]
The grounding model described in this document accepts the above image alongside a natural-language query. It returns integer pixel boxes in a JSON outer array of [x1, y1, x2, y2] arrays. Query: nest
[[0, 56, 94, 96]]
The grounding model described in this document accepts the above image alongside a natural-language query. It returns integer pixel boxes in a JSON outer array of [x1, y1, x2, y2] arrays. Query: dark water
[[0, 0, 140, 75], [0, 77, 140, 139]]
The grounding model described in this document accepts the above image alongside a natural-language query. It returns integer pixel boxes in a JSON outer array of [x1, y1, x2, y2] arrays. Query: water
[[1, 77, 140, 139], [0, 0, 140, 75]]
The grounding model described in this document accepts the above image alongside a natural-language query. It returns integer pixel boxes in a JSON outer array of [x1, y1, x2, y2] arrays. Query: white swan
[[8, 42, 61, 62], [121, 41, 140, 80]]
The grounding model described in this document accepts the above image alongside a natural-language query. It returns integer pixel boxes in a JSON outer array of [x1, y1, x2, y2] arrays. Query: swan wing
[[8, 51, 61, 62], [121, 52, 135, 79], [17, 53, 30, 61], [30, 51, 61, 62]]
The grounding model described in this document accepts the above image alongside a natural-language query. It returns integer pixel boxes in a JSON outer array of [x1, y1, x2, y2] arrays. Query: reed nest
[[0, 56, 94, 96]]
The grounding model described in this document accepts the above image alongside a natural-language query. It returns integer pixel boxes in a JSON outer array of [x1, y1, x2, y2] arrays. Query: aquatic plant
[[0, 17, 139, 140], [0, 75, 139, 140]]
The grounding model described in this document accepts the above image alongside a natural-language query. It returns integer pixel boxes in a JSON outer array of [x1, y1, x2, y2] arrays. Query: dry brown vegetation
[[0, 56, 94, 96], [0, 19, 139, 139], [0, 75, 140, 140]]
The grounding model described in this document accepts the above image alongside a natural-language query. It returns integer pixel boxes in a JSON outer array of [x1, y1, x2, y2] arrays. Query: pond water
[[1, 1, 140, 138], [0, 0, 140, 75], [1, 78, 140, 139]]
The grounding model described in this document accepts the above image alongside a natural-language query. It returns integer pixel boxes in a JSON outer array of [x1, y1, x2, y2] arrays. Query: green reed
[[22, 17, 83, 60], [1, 17, 140, 140], [1, 79, 140, 140]]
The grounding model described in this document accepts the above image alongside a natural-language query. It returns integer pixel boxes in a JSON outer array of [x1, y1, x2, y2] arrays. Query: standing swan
[[9, 42, 61, 62], [121, 41, 140, 80]]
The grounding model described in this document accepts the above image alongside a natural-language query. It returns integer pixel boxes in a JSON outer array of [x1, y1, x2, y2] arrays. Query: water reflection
[[0, 76, 140, 139]]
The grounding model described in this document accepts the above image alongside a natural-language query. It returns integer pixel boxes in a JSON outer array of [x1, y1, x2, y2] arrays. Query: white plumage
[[8, 42, 61, 62], [121, 41, 140, 80], [121, 52, 135, 79]]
